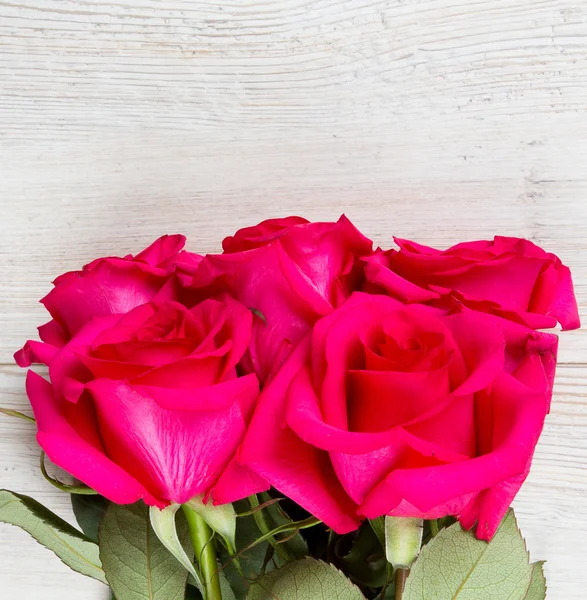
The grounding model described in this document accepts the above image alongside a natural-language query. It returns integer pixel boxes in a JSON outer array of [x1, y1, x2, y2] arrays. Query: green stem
[[182, 505, 222, 600], [429, 519, 439, 537], [248, 495, 294, 562], [395, 568, 408, 600]]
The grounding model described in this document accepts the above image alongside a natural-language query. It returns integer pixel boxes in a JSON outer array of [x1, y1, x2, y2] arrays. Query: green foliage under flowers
[[404, 510, 545, 600], [99, 502, 193, 600], [246, 557, 366, 599], [0, 487, 545, 600], [71, 493, 109, 542], [0, 489, 106, 584], [217, 499, 277, 599]]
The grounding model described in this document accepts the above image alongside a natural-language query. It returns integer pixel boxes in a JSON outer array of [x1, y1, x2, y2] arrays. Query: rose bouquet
[[1, 216, 579, 600]]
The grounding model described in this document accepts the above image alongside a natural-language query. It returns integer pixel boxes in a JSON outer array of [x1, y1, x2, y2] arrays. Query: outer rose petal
[[86, 378, 258, 504], [367, 236, 580, 331], [222, 216, 310, 252], [14, 340, 58, 367], [532, 263, 580, 331], [26, 371, 157, 505], [42, 261, 167, 336], [240, 337, 360, 534], [38, 319, 70, 348], [195, 246, 318, 382], [136, 373, 259, 413], [363, 254, 439, 303], [41, 235, 186, 337], [133, 234, 186, 267], [459, 463, 530, 541], [359, 372, 549, 539], [210, 455, 269, 505]]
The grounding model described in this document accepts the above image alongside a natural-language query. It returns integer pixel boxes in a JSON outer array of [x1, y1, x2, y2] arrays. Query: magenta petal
[[138, 374, 259, 413], [14, 340, 58, 367], [86, 379, 254, 504], [445, 308, 505, 396], [42, 261, 169, 336], [130, 353, 228, 389], [196, 249, 316, 382], [534, 263, 581, 331], [286, 368, 468, 462], [210, 455, 269, 504], [241, 337, 360, 534], [133, 234, 186, 267], [26, 371, 157, 505], [38, 319, 70, 347], [347, 367, 450, 432], [363, 255, 439, 303], [222, 216, 310, 252], [359, 371, 548, 526], [459, 464, 530, 540]]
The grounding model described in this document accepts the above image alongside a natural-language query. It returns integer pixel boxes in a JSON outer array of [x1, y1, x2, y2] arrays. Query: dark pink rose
[[31, 235, 199, 350], [15, 241, 266, 507], [241, 292, 557, 539], [364, 236, 580, 331], [191, 215, 373, 382]]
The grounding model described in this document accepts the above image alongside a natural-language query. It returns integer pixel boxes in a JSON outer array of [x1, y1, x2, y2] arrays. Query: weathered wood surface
[[1, 1, 586, 598]]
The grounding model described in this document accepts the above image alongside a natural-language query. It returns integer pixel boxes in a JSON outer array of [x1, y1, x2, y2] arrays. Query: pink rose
[[241, 292, 557, 539], [32, 235, 199, 349], [15, 239, 265, 507], [364, 236, 580, 330], [191, 216, 373, 382]]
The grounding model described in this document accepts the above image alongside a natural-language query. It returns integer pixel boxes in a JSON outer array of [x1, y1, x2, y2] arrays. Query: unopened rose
[[33, 234, 197, 349]]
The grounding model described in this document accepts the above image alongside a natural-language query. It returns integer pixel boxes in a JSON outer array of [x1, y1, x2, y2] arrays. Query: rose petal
[[26, 371, 158, 505], [86, 379, 255, 504], [14, 340, 58, 367], [210, 455, 269, 505], [133, 234, 186, 267], [240, 337, 360, 534], [359, 372, 549, 528]]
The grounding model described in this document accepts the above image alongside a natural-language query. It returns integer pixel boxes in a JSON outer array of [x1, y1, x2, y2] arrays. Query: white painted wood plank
[[1, 1, 586, 598]]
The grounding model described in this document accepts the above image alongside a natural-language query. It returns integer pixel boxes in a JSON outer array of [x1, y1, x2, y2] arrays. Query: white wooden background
[[1, 1, 586, 598]]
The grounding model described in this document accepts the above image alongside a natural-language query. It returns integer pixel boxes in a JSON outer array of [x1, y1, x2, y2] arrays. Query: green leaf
[[524, 562, 546, 599], [149, 504, 204, 595], [71, 494, 109, 543], [331, 524, 387, 588], [219, 566, 238, 600], [187, 568, 236, 600], [385, 517, 423, 569], [40, 451, 97, 495], [185, 495, 237, 554], [246, 557, 366, 599], [99, 502, 192, 600], [0, 489, 106, 584], [403, 510, 546, 600], [369, 516, 385, 549], [0, 406, 35, 423]]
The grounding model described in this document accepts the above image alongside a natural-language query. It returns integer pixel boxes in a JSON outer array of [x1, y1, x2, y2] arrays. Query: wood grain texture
[[0, 1, 586, 598]]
